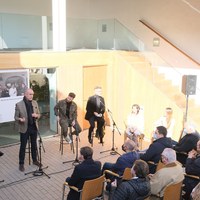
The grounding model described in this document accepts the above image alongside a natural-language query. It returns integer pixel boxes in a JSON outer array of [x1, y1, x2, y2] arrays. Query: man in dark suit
[[85, 86, 105, 144], [66, 146, 102, 200], [14, 88, 41, 172]]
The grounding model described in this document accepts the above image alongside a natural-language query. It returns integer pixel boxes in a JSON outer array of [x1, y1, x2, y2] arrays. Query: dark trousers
[[60, 119, 82, 137], [19, 127, 38, 165], [88, 116, 105, 140]]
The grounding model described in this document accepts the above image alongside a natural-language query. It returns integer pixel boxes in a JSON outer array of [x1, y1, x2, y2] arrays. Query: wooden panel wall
[[0, 51, 184, 141]]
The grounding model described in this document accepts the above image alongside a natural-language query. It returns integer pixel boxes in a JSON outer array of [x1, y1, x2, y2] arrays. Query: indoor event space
[[0, 0, 200, 200]]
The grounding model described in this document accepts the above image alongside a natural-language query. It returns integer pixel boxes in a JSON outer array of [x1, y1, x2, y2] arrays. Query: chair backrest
[[122, 167, 132, 181], [163, 181, 183, 200], [81, 174, 105, 200]]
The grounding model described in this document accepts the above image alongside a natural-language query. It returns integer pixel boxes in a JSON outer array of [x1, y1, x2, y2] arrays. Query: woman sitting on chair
[[124, 104, 144, 148]]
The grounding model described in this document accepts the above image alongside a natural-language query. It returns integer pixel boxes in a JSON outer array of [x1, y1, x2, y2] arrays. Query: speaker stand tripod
[[63, 134, 80, 166], [25, 132, 50, 179], [100, 109, 121, 155]]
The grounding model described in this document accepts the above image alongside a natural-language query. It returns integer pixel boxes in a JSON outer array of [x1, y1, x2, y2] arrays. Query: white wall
[[0, 0, 200, 67]]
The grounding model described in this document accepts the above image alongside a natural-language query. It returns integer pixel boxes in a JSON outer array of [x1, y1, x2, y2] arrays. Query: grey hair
[[162, 148, 176, 163], [124, 139, 137, 151]]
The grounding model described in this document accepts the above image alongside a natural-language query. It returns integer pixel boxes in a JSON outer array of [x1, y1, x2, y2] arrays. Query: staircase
[[118, 51, 200, 132]]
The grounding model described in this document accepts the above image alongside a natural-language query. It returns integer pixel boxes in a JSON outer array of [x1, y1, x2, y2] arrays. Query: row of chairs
[[62, 162, 200, 200]]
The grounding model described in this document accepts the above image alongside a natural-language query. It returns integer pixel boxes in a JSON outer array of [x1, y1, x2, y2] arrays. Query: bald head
[[25, 88, 34, 101], [124, 139, 137, 151]]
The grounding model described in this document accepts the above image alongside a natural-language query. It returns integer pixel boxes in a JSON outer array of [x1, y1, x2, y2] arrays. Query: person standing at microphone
[[85, 86, 105, 144], [14, 88, 41, 172]]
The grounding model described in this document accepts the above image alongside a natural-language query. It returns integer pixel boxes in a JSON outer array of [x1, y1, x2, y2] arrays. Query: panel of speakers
[[181, 75, 197, 95]]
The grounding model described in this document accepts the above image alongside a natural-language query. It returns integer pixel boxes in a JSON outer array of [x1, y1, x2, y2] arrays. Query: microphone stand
[[25, 131, 50, 178], [100, 109, 121, 155], [63, 127, 80, 166]]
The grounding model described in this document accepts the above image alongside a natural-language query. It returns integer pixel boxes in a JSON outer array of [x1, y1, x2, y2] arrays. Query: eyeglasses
[[161, 154, 166, 159]]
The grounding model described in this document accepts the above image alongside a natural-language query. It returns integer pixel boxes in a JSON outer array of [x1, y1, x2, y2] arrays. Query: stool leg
[[69, 127, 75, 154], [59, 131, 64, 155], [91, 131, 94, 147]]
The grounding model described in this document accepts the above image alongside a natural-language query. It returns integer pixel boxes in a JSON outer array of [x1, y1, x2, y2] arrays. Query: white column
[[42, 16, 48, 50], [52, 0, 66, 51]]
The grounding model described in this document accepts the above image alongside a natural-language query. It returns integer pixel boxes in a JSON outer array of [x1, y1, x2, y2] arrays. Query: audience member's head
[[191, 182, 200, 200], [122, 139, 137, 152], [161, 148, 176, 165], [79, 146, 93, 160], [156, 126, 167, 138], [132, 160, 149, 178], [184, 121, 196, 134]]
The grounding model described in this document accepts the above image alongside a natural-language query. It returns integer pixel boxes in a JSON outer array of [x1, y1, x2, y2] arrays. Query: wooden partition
[[0, 50, 185, 141]]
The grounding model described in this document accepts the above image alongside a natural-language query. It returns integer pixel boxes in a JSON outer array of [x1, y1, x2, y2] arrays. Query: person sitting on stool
[[85, 86, 105, 144], [54, 92, 82, 143], [14, 88, 41, 172]]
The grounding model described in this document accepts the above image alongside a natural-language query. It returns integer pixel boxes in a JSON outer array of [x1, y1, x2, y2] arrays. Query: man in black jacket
[[66, 146, 102, 200], [140, 126, 172, 173], [183, 140, 200, 200], [174, 122, 199, 166], [85, 86, 105, 144], [112, 159, 150, 200]]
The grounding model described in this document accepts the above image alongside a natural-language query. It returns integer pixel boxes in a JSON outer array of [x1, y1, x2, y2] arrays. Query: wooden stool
[[59, 126, 75, 155]]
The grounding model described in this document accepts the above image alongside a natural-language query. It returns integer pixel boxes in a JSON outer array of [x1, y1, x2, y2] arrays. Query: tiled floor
[[0, 127, 149, 200]]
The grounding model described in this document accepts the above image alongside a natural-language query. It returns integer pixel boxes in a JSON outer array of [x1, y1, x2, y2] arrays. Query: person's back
[[149, 148, 184, 199], [174, 122, 200, 166], [174, 122, 199, 153], [113, 150, 139, 176], [112, 160, 150, 200], [67, 146, 101, 200]]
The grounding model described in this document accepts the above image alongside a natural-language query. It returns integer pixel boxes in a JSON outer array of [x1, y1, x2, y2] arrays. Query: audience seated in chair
[[174, 122, 200, 166], [65, 146, 101, 200], [182, 139, 200, 200], [149, 148, 184, 200], [102, 139, 139, 191], [140, 126, 172, 174], [111, 159, 150, 200]]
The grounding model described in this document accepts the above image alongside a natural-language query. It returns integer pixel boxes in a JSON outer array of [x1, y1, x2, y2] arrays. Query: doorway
[[83, 65, 107, 130]]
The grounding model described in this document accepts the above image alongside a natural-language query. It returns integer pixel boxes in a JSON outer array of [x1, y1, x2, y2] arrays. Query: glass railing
[[0, 13, 145, 51]]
